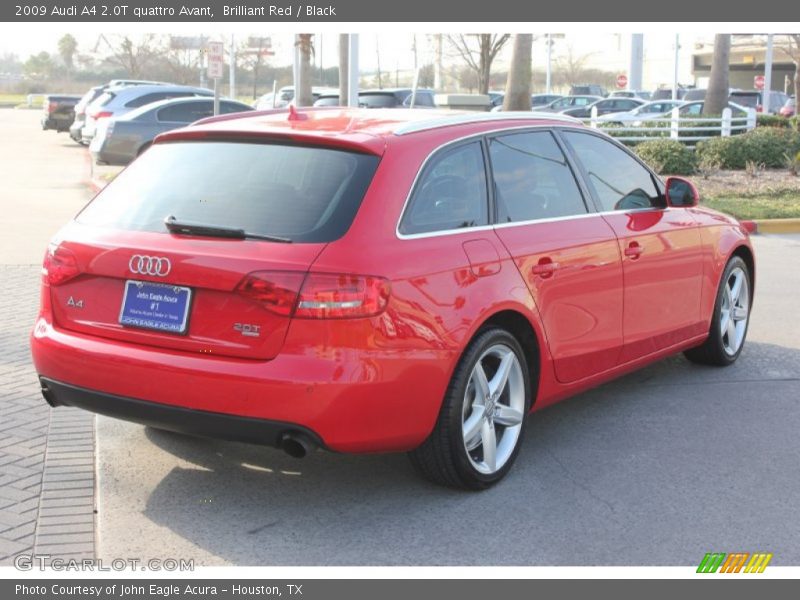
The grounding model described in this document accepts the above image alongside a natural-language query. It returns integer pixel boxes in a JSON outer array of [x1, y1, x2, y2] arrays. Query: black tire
[[684, 255, 751, 366], [408, 327, 532, 490]]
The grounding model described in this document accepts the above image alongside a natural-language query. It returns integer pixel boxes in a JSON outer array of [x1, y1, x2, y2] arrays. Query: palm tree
[[57, 34, 78, 73], [295, 34, 314, 107], [704, 34, 731, 115], [502, 34, 533, 111]]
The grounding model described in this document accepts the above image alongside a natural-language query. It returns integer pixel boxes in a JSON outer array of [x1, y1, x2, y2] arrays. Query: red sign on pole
[[616, 74, 628, 89], [754, 75, 766, 90]]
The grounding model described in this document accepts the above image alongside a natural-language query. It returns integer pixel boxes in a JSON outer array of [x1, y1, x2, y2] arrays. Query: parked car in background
[[531, 94, 562, 108], [539, 95, 602, 113], [595, 100, 685, 125], [71, 80, 170, 144], [358, 88, 436, 108], [41, 94, 81, 132], [682, 89, 707, 102], [561, 97, 646, 118], [609, 90, 651, 100], [779, 97, 796, 117], [570, 84, 607, 97], [678, 100, 748, 117], [312, 89, 437, 109], [255, 86, 337, 110], [90, 97, 254, 166], [652, 87, 691, 100], [32, 108, 755, 490], [70, 87, 104, 144], [491, 94, 564, 112], [313, 93, 342, 107], [729, 90, 790, 115], [81, 84, 213, 144], [488, 92, 505, 109]]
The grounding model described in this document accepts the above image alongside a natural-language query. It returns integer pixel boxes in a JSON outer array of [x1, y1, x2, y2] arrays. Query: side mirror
[[665, 176, 699, 207]]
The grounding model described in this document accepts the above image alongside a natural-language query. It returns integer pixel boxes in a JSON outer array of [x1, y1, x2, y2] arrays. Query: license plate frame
[[119, 280, 192, 335]]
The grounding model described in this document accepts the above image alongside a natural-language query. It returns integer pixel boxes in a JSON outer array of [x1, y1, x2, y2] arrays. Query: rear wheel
[[409, 328, 531, 490], [684, 256, 751, 366]]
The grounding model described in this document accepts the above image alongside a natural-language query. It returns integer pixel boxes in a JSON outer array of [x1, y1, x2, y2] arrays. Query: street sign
[[754, 74, 765, 90], [616, 74, 628, 89], [207, 41, 224, 80]]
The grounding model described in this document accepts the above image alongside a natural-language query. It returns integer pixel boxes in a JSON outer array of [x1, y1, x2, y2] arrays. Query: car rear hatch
[[45, 137, 381, 360]]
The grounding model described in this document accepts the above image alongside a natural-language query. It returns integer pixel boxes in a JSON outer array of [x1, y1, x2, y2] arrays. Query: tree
[[502, 34, 533, 111], [704, 34, 731, 115], [295, 34, 314, 107], [57, 34, 78, 72], [23, 52, 55, 79], [447, 34, 511, 95], [555, 44, 592, 87], [98, 34, 158, 78]]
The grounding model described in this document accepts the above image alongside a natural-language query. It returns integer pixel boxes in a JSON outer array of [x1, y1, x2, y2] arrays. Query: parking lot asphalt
[[0, 109, 95, 565], [1, 108, 798, 567]]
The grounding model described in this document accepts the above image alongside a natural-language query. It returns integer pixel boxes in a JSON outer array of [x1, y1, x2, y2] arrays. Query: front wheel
[[684, 255, 751, 366], [408, 328, 531, 490]]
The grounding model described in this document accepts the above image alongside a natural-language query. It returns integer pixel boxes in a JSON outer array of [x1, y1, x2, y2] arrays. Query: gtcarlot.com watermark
[[14, 554, 194, 572]]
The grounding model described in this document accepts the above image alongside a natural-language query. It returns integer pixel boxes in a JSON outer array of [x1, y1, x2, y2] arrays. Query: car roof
[[157, 107, 583, 155]]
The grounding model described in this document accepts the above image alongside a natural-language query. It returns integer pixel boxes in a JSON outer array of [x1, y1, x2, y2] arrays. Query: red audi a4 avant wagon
[[31, 108, 754, 489]]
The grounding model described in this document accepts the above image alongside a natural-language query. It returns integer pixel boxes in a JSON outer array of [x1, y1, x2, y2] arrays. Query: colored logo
[[697, 552, 773, 573]]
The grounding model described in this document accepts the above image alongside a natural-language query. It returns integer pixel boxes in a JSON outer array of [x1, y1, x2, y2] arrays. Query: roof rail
[[393, 111, 583, 136]]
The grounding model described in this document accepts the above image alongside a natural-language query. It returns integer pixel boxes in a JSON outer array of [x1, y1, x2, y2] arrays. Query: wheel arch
[[730, 243, 755, 299], [473, 308, 545, 410]]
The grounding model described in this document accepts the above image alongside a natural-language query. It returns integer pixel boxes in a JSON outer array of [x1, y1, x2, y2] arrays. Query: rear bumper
[[40, 377, 325, 449], [31, 318, 453, 453]]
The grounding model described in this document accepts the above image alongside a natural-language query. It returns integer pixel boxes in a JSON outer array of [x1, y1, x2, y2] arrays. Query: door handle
[[624, 241, 644, 259], [532, 258, 559, 278]]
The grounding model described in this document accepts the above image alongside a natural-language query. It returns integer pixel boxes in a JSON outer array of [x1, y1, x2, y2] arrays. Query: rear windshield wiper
[[164, 216, 292, 243]]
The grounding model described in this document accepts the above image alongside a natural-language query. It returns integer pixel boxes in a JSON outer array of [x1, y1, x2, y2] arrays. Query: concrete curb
[[752, 218, 800, 234]]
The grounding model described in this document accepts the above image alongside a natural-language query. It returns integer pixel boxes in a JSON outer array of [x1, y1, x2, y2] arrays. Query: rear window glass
[[77, 141, 380, 243], [730, 93, 759, 108]]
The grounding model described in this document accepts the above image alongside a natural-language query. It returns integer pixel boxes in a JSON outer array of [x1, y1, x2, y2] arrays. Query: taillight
[[235, 271, 305, 316], [91, 110, 113, 120], [236, 271, 391, 319], [47, 101, 57, 113], [42, 244, 80, 286], [756, 105, 763, 113], [296, 273, 390, 319]]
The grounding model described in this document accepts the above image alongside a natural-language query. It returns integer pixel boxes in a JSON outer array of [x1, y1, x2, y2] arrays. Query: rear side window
[[125, 92, 196, 108], [400, 142, 488, 235], [156, 102, 213, 123], [489, 131, 588, 223], [562, 131, 662, 212], [77, 142, 380, 243]]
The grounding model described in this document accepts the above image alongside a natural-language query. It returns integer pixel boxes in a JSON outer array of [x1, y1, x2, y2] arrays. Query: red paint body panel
[[30, 109, 755, 453]]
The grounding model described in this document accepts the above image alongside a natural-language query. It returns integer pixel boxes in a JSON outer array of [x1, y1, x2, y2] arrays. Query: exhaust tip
[[280, 432, 314, 459]]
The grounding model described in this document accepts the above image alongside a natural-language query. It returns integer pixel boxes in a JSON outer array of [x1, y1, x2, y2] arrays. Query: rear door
[[560, 130, 704, 362], [488, 130, 624, 383]]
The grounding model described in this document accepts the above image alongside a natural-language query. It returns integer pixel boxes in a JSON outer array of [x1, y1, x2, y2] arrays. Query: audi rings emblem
[[129, 255, 171, 277]]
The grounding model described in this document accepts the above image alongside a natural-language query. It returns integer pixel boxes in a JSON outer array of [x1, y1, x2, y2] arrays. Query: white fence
[[582, 106, 758, 145]]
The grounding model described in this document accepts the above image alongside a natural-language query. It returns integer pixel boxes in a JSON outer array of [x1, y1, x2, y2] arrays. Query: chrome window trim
[[395, 124, 591, 240]]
